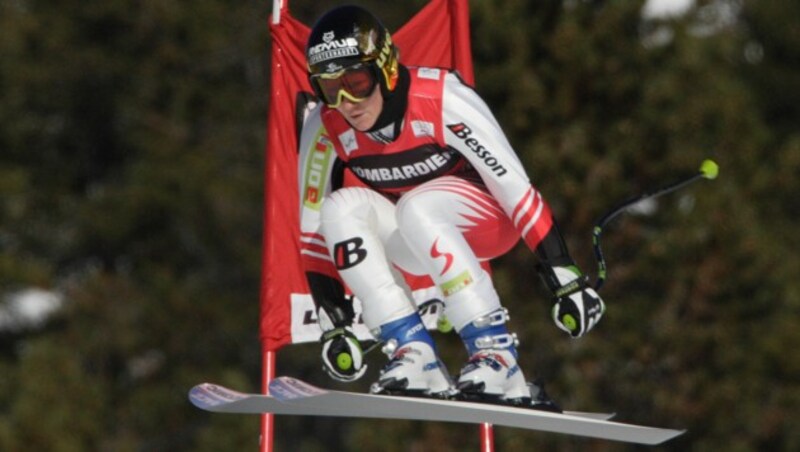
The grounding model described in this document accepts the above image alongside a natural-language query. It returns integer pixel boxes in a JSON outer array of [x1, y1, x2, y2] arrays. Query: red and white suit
[[298, 67, 556, 333]]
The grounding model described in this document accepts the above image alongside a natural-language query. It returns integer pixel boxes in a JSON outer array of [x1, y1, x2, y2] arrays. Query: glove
[[320, 327, 367, 382], [549, 267, 605, 338]]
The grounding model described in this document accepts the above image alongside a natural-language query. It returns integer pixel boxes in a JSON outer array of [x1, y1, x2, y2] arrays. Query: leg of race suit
[[395, 176, 536, 403], [320, 187, 412, 329], [320, 187, 454, 396]]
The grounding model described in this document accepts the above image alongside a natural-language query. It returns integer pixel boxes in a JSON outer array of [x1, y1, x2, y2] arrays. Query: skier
[[297, 5, 605, 409]]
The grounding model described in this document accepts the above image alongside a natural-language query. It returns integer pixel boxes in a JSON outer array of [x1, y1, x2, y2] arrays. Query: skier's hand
[[552, 286, 605, 337], [549, 267, 605, 338], [320, 327, 367, 382]]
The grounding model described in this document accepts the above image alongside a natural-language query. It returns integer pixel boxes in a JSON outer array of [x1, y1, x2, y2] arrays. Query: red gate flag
[[260, 0, 475, 351]]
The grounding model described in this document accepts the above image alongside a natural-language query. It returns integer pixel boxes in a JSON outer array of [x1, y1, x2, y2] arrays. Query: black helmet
[[306, 6, 400, 98]]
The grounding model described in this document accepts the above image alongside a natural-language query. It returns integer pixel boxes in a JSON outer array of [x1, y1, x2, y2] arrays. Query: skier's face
[[336, 84, 383, 132]]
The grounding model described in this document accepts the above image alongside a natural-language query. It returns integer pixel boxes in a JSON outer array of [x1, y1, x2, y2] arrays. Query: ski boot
[[456, 308, 561, 412], [370, 312, 457, 398]]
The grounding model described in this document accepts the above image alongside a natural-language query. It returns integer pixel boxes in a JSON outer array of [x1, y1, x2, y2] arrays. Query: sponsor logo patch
[[430, 238, 454, 276], [440, 270, 474, 297], [303, 130, 333, 209], [349, 151, 454, 184], [411, 120, 435, 138], [418, 67, 442, 80], [339, 129, 358, 156], [333, 237, 368, 269], [446, 122, 507, 176]]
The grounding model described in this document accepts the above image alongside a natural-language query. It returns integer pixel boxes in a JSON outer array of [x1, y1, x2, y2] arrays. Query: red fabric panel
[[261, 0, 474, 350]]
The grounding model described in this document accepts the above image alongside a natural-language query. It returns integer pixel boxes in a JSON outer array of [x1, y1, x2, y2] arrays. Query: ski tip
[[269, 376, 328, 401], [188, 383, 247, 411], [654, 428, 687, 445]]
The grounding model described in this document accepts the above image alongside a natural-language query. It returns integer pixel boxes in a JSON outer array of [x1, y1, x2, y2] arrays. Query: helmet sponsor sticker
[[308, 35, 360, 66], [375, 32, 393, 69]]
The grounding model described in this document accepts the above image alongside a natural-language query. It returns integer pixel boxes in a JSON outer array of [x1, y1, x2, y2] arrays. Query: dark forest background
[[1, 1, 798, 451]]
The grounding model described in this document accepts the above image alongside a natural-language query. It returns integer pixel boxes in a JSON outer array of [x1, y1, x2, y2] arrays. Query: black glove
[[545, 266, 606, 338], [306, 272, 366, 381], [320, 327, 367, 382]]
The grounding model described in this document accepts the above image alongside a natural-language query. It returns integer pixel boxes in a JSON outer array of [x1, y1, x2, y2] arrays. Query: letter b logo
[[333, 238, 367, 270]]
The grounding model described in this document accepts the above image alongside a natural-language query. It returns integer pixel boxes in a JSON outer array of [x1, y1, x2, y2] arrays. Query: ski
[[189, 380, 610, 420], [189, 377, 684, 445]]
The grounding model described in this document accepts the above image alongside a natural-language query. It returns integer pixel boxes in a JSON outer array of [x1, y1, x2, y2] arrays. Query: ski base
[[189, 376, 684, 445]]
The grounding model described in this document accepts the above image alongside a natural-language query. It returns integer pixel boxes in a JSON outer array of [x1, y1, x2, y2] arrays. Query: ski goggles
[[310, 63, 378, 108]]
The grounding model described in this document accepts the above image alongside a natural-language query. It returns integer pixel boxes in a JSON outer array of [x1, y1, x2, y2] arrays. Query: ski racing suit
[[297, 66, 595, 398]]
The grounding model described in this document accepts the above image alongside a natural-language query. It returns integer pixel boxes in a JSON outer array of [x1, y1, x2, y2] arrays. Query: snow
[[0, 288, 64, 331], [642, 0, 695, 19]]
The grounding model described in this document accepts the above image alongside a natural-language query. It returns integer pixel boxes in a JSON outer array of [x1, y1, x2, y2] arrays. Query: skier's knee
[[395, 191, 438, 230], [321, 187, 367, 222]]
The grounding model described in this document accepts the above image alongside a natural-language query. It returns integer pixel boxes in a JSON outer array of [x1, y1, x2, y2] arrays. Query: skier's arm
[[305, 267, 366, 382], [441, 72, 554, 250], [299, 110, 338, 275], [310, 274, 366, 383], [441, 72, 604, 337], [298, 105, 366, 381], [298, 105, 351, 324]]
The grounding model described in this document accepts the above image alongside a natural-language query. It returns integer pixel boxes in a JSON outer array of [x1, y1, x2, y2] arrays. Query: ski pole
[[592, 159, 719, 290]]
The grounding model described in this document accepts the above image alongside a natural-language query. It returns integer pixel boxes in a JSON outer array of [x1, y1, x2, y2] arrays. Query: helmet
[[306, 6, 399, 106]]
